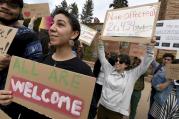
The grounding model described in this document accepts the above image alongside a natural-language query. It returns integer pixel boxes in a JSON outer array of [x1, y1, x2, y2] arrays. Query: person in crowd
[[0, 0, 43, 118], [129, 57, 147, 119], [97, 39, 154, 119], [0, 0, 43, 89], [148, 53, 175, 119], [149, 56, 179, 119], [0, 7, 94, 118], [41, 8, 93, 76], [88, 51, 116, 119]]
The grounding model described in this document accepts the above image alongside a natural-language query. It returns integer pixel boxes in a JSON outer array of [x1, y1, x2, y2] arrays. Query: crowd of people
[[0, 0, 179, 119]]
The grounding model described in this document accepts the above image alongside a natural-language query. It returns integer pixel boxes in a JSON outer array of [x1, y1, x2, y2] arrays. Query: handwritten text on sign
[[79, 24, 97, 46], [102, 3, 159, 37], [10, 76, 83, 117], [0, 25, 18, 54], [5, 56, 96, 119]]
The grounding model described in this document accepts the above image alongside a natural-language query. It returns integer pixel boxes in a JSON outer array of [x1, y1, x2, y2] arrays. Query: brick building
[[159, 0, 179, 20]]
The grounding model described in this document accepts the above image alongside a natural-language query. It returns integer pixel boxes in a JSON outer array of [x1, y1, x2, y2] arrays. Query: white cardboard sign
[[79, 24, 97, 46], [102, 2, 160, 44], [155, 20, 179, 50]]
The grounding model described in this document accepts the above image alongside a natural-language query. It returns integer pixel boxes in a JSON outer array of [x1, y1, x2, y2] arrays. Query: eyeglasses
[[116, 60, 124, 64], [0, 0, 20, 8]]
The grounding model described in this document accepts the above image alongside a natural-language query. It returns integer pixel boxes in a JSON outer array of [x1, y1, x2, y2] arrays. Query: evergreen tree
[[70, 2, 79, 19], [81, 0, 94, 24], [109, 0, 128, 9], [61, 0, 68, 10]]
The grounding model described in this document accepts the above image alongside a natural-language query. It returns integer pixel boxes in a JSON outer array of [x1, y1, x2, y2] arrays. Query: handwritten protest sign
[[22, 3, 50, 19], [129, 43, 146, 58], [79, 24, 97, 46], [5, 56, 96, 119], [0, 25, 18, 54], [155, 20, 179, 50], [102, 2, 160, 44], [165, 64, 179, 81]]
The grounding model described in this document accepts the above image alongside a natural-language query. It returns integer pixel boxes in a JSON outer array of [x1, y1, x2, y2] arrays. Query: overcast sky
[[24, 0, 158, 22]]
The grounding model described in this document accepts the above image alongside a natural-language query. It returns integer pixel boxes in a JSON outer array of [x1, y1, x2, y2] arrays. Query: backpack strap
[[154, 64, 163, 75]]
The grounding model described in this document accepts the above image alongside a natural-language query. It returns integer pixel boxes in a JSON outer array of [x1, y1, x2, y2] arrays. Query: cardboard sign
[[22, 3, 50, 19], [39, 16, 53, 30], [79, 24, 97, 46], [5, 56, 96, 119], [129, 43, 146, 58], [0, 25, 18, 54], [155, 20, 179, 50], [165, 64, 179, 80], [102, 2, 160, 44], [0, 110, 11, 119]]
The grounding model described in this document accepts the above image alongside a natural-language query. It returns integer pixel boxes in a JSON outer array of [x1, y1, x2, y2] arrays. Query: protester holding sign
[[33, 7, 94, 118], [148, 53, 175, 119], [149, 56, 179, 119], [97, 39, 154, 119], [0, 0, 42, 87], [0, 7, 94, 119], [0, 0, 43, 118]]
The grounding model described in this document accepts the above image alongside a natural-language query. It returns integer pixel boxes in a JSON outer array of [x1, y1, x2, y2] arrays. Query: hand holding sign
[[0, 90, 13, 106], [151, 36, 157, 45], [145, 36, 157, 47]]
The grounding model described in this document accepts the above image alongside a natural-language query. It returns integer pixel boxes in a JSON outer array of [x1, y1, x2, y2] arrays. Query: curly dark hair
[[162, 53, 174, 60], [51, 8, 81, 41]]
